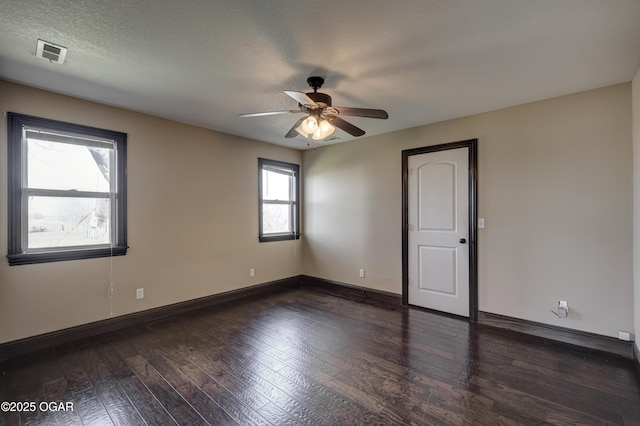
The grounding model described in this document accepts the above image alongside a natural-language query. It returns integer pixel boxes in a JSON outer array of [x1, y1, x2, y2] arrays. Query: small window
[[258, 158, 300, 242], [7, 113, 127, 265]]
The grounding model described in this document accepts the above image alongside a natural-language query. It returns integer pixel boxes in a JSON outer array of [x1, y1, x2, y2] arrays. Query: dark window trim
[[258, 158, 300, 242], [7, 112, 128, 266]]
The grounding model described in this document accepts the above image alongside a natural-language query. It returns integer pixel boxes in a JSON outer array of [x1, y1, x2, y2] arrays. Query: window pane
[[28, 138, 111, 192], [262, 203, 291, 234], [263, 169, 291, 201], [28, 196, 111, 249]]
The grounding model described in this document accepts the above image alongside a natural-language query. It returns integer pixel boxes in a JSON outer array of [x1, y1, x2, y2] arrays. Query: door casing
[[402, 139, 478, 321]]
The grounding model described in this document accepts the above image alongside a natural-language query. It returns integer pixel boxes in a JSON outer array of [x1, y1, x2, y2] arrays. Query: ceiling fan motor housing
[[307, 91, 332, 107]]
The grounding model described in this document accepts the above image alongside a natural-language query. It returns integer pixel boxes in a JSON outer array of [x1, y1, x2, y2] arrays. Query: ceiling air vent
[[36, 39, 67, 64]]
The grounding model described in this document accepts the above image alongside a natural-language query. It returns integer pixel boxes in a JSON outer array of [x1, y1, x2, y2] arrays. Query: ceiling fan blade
[[285, 117, 305, 138], [332, 107, 388, 119], [239, 110, 302, 118], [327, 115, 366, 137], [284, 91, 318, 107]]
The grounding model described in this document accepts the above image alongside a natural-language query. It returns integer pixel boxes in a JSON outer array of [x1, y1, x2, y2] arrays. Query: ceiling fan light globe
[[300, 116, 318, 134], [312, 120, 335, 140], [319, 119, 335, 136]]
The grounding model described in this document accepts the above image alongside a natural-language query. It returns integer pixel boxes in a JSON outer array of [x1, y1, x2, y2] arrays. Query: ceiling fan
[[239, 76, 388, 141]]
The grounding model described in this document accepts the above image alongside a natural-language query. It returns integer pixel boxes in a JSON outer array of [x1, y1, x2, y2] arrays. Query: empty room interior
[[2, 1, 640, 424]]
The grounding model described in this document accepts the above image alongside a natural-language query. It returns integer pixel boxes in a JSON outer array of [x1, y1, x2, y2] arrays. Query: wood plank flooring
[[1, 286, 639, 425]]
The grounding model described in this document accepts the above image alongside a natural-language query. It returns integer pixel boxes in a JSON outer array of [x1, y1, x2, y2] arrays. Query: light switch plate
[[478, 218, 485, 229]]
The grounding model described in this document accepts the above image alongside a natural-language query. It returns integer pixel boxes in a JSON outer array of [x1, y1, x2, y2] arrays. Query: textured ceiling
[[1, 0, 640, 149]]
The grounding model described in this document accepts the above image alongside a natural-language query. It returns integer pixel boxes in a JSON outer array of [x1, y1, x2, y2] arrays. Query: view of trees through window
[[26, 136, 114, 249]]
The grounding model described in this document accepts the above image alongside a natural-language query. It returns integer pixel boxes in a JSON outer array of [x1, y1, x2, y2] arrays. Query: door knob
[[459, 238, 467, 244]]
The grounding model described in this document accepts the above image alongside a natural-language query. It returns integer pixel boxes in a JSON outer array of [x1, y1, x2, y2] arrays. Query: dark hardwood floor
[[1, 286, 639, 425]]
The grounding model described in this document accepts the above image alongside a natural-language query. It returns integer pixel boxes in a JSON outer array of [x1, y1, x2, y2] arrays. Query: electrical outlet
[[359, 269, 365, 278], [250, 268, 255, 277], [136, 288, 144, 300]]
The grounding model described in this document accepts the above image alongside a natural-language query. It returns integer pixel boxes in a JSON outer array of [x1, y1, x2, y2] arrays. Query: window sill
[[259, 234, 301, 243], [7, 246, 128, 266]]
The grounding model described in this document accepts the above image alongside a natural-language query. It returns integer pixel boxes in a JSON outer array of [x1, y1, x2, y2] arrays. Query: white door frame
[[402, 139, 478, 321]]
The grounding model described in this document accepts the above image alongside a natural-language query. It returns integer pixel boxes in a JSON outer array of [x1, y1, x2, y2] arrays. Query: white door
[[408, 147, 469, 317]]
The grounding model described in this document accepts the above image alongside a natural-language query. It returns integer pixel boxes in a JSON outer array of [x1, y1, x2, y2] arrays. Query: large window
[[258, 158, 300, 242], [7, 113, 127, 265]]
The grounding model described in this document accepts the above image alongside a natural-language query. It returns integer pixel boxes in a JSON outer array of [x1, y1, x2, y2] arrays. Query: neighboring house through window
[[258, 158, 300, 242], [7, 113, 127, 265]]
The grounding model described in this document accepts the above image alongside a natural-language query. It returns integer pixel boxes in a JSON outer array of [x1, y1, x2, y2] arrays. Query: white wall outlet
[[359, 269, 365, 278], [478, 218, 485, 229], [249, 268, 255, 277], [136, 288, 144, 300], [618, 331, 631, 341]]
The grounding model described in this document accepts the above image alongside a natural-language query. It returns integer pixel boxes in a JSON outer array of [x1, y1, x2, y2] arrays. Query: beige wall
[[0, 80, 303, 344], [303, 83, 634, 338], [1, 80, 635, 344], [633, 67, 640, 353]]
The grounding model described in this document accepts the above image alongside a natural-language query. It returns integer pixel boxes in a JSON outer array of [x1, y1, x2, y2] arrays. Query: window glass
[[27, 137, 112, 192], [27, 196, 111, 249], [263, 168, 291, 201], [262, 203, 291, 234]]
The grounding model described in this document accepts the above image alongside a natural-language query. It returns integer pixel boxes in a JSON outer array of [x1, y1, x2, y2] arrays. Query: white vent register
[[36, 39, 67, 64]]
